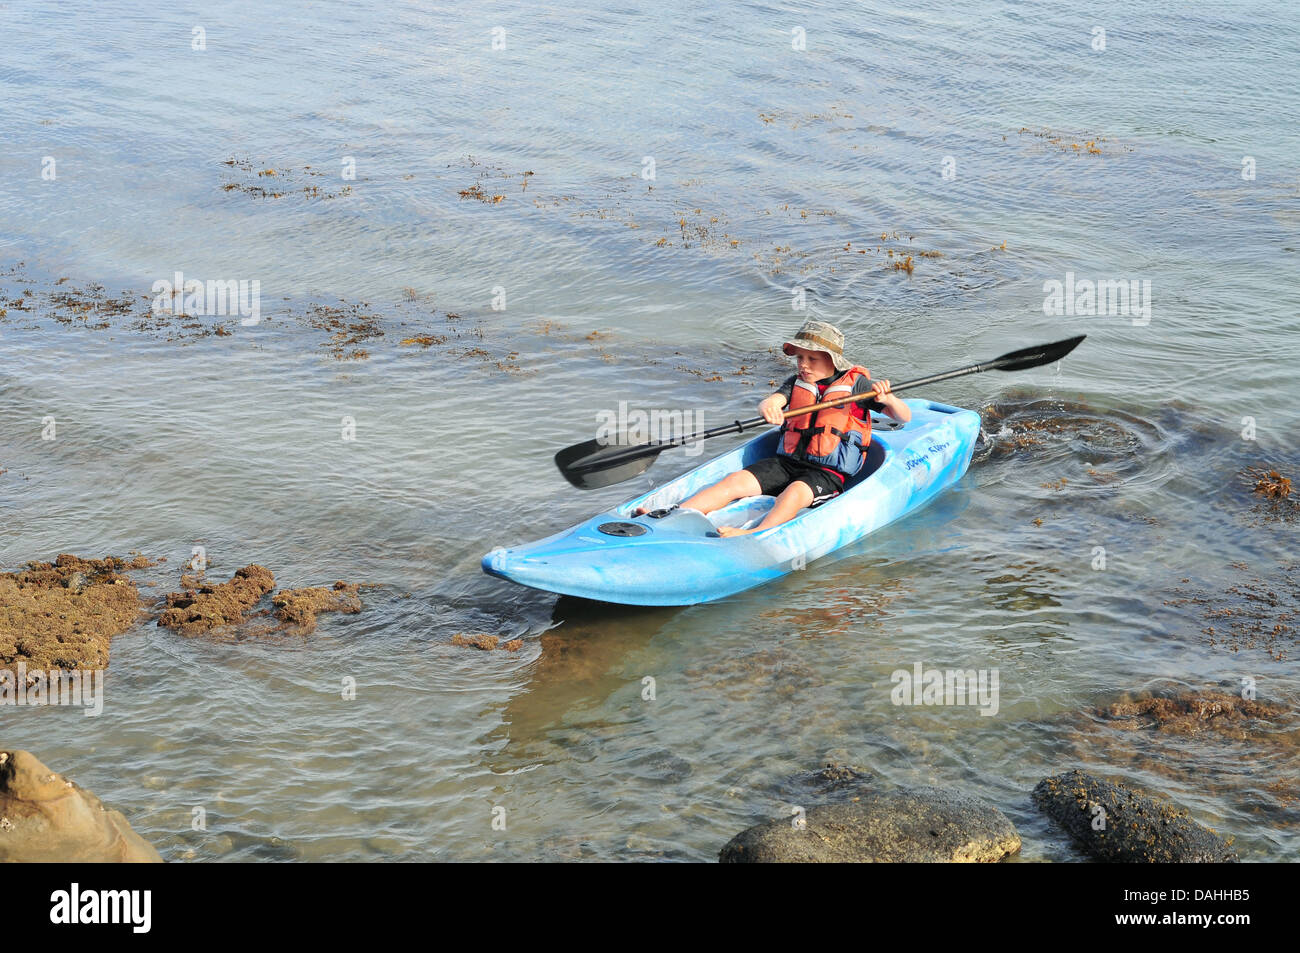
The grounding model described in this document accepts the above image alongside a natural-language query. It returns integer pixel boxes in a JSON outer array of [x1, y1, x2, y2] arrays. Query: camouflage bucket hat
[[781, 319, 852, 372]]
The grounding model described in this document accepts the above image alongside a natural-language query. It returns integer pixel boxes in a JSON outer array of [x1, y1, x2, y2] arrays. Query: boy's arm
[[870, 380, 911, 422], [853, 376, 911, 422], [759, 375, 795, 424], [759, 390, 788, 424]]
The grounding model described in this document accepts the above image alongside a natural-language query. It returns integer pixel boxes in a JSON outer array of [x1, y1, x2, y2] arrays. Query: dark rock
[[720, 785, 1020, 863], [1032, 769, 1238, 862]]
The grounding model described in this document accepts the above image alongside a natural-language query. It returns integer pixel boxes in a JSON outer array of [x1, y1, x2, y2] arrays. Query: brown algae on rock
[[1054, 685, 1299, 836], [1240, 466, 1297, 523], [0, 554, 150, 670], [451, 633, 523, 652], [1247, 468, 1292, 499], [158, 566, 367, 637], [271, 582, 362, 632], [1103, 688, 1286, 736], [157, 565, 276, 635]]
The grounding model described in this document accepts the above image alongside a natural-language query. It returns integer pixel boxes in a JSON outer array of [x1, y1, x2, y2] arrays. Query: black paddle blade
[[988, 335, 1086, 372], [555, 438, 662, 489]]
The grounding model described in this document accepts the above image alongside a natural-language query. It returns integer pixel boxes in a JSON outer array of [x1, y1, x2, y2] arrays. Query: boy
[[637, 320, 910, 536]]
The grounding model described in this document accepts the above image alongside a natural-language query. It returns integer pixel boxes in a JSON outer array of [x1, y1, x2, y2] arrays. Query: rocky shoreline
[[1, 551, 1285, 862], [2, 552, 374, 861], [0, 749, 1241, 863]]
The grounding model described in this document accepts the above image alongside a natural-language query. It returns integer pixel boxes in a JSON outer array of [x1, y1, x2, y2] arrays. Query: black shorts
[[743, 456, 842, 505]]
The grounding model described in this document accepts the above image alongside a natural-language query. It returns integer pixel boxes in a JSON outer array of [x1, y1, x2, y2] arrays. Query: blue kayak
[[482, 398, 981, 605]]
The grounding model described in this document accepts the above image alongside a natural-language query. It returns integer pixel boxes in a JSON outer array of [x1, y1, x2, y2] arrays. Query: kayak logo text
[[49, 883, 151, 934], [595, 401, 705, 456], [890, 662, 999, 716], [0, 664, 103, 716], [904, 441, 951, 472]]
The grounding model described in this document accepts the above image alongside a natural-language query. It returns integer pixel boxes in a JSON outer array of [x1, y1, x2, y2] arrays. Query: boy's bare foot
[[716, 525, 758, 537], [635, 504, 685, 518]]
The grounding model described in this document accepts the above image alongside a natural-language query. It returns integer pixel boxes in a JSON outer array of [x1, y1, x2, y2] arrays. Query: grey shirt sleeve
[[852, 375, 885, 413]]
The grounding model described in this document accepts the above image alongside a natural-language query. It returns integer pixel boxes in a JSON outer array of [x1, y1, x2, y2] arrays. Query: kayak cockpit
[[617, 430, 892, 533]]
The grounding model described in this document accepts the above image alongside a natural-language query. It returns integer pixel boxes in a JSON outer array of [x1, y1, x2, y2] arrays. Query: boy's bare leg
[[716, 480, 814, 537], [634, 469, 762, 515]]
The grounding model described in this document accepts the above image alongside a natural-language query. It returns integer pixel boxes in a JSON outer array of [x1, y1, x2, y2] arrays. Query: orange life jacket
[[778, 365, 872, 477]]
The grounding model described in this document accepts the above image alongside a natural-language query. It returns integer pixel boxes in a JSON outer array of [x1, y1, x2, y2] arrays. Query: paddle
[[555, 335, 1086, 489]]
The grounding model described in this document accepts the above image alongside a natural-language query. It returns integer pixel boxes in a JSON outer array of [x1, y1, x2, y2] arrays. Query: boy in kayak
[[638, 320, 911, 536]]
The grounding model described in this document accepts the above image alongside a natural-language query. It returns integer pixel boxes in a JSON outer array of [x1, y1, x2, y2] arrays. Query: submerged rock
[[1166, 568, 1299, 659], [1033, 769, 1237, 863], [783, 761, 874, 801], [1052, 685, 1296, 843], [1102, 688, 1285, 738], [157, 564, 275, 635], [719, 786, 1020, 863], [0, 750, 162, 862], [0, 554, 147, 670]]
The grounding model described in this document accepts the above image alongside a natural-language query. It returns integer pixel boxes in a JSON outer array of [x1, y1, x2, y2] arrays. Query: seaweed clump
[[0, 554, 152, 669], [271, 582, 362, 632], [451, 633, 523, 652], [157, 565, 275, 635]]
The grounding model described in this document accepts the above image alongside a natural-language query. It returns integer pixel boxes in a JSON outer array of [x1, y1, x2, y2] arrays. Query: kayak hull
[[482, 399, 980, 605]]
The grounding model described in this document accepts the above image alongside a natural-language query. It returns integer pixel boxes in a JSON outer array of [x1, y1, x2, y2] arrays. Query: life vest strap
[[791, 422, 822, 458]]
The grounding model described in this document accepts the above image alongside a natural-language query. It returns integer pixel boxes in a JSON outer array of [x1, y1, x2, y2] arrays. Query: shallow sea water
[[1, 1, 1298, 860]]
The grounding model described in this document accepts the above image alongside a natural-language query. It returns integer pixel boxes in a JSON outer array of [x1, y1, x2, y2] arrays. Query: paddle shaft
[[557, 335, 1084, 483], [651, 362, 999, 450]]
